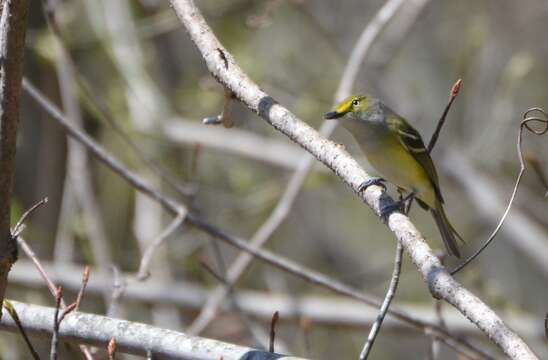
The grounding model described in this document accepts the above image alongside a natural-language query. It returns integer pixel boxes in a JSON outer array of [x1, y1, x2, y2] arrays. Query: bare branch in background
[[0, 0, 30, 309], [136, 208, 187, 280], [52, 31, 112, 270], [1, 301, 310, 360], [450, 108, 548, 275], [10, 259, 542, 342], [359, 241, 403, 360], [43, 1, 195, 198], [106, 266, 126, 319], [167, 1, 537, 358], [162, 119, 309, 170], [188, 0, 410, 336]]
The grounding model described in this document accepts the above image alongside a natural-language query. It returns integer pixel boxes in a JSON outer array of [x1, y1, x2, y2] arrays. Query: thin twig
[[11, 197, 48, 238], [451, 108, 548, 274], [269, 311, 279, 353], [50, 286, 63, 360], [427, 79, 462, 153], [136, 209, 187, 280], [75, 266, 90, 311], [3, 299, 40, 360], [107, 266, 126, 318], [358, 241, 404, 360], [17, 236, 95, 359]]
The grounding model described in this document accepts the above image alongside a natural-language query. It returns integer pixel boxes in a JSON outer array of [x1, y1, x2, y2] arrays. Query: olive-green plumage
[[325, 95, 462, 258]]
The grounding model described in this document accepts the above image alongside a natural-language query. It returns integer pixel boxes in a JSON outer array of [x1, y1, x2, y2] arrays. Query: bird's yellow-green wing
[[385, 112, 444, 203]]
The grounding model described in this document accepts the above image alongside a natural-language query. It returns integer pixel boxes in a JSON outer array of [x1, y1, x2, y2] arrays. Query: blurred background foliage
[[2, 0, 547, 358]]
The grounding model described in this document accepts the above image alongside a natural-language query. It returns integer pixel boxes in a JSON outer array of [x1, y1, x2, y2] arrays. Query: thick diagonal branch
[[168, 1, 537, 358]]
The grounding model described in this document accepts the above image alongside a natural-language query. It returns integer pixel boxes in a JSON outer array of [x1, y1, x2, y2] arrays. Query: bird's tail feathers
[[431, 202, 463, 258]]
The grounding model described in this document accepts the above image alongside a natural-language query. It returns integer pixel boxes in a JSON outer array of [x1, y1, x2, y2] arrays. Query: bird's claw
[[379, 200, 405, 221], [358, 177, 386, 192]]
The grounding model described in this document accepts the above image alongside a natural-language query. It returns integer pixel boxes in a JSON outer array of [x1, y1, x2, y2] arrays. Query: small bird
[[324, 95, 463, 257]]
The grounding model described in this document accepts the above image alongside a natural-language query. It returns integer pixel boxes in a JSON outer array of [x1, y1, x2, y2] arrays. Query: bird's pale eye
[[352, 99, 360, 107]]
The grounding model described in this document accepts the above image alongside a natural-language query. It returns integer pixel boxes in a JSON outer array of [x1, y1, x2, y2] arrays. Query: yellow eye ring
[[352, 99, 360, 106]]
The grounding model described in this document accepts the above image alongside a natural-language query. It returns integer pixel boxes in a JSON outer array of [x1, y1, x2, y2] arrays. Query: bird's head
[[324, 95, 370, 120]]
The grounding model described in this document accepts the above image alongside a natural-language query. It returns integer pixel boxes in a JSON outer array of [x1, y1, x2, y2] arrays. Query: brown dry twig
[[108, 337, 116, 360], [17, 234, 95, 359], [269, 311, 279, 353], [74, 265, 90, 311], [451, 107, 548, 274], [428, 78, 462, 153]]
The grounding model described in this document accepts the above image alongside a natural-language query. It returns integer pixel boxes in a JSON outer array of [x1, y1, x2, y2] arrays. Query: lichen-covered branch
[[168, 1, 537, 358]]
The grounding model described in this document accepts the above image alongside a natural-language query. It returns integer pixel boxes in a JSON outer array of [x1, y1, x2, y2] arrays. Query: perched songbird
[[324, 95, 463, 257]]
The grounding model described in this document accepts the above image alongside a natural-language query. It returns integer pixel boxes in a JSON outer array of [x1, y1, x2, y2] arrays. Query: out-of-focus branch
[[0, 0, 29, 309], [0, 301, 308, 360], [9, 260, 544, 340], [188, 0, 409, 336], [167, 1, 537, 358], [53, 28, 113, 270], [161, 119, 309, 170], [136, 209, 187, 280]]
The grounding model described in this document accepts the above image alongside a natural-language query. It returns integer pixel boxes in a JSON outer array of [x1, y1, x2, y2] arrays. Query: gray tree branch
[[0, 300, 307, 360]]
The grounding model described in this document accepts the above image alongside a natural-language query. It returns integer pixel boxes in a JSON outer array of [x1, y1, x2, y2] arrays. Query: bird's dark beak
[[324, 111, 345, 120]]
